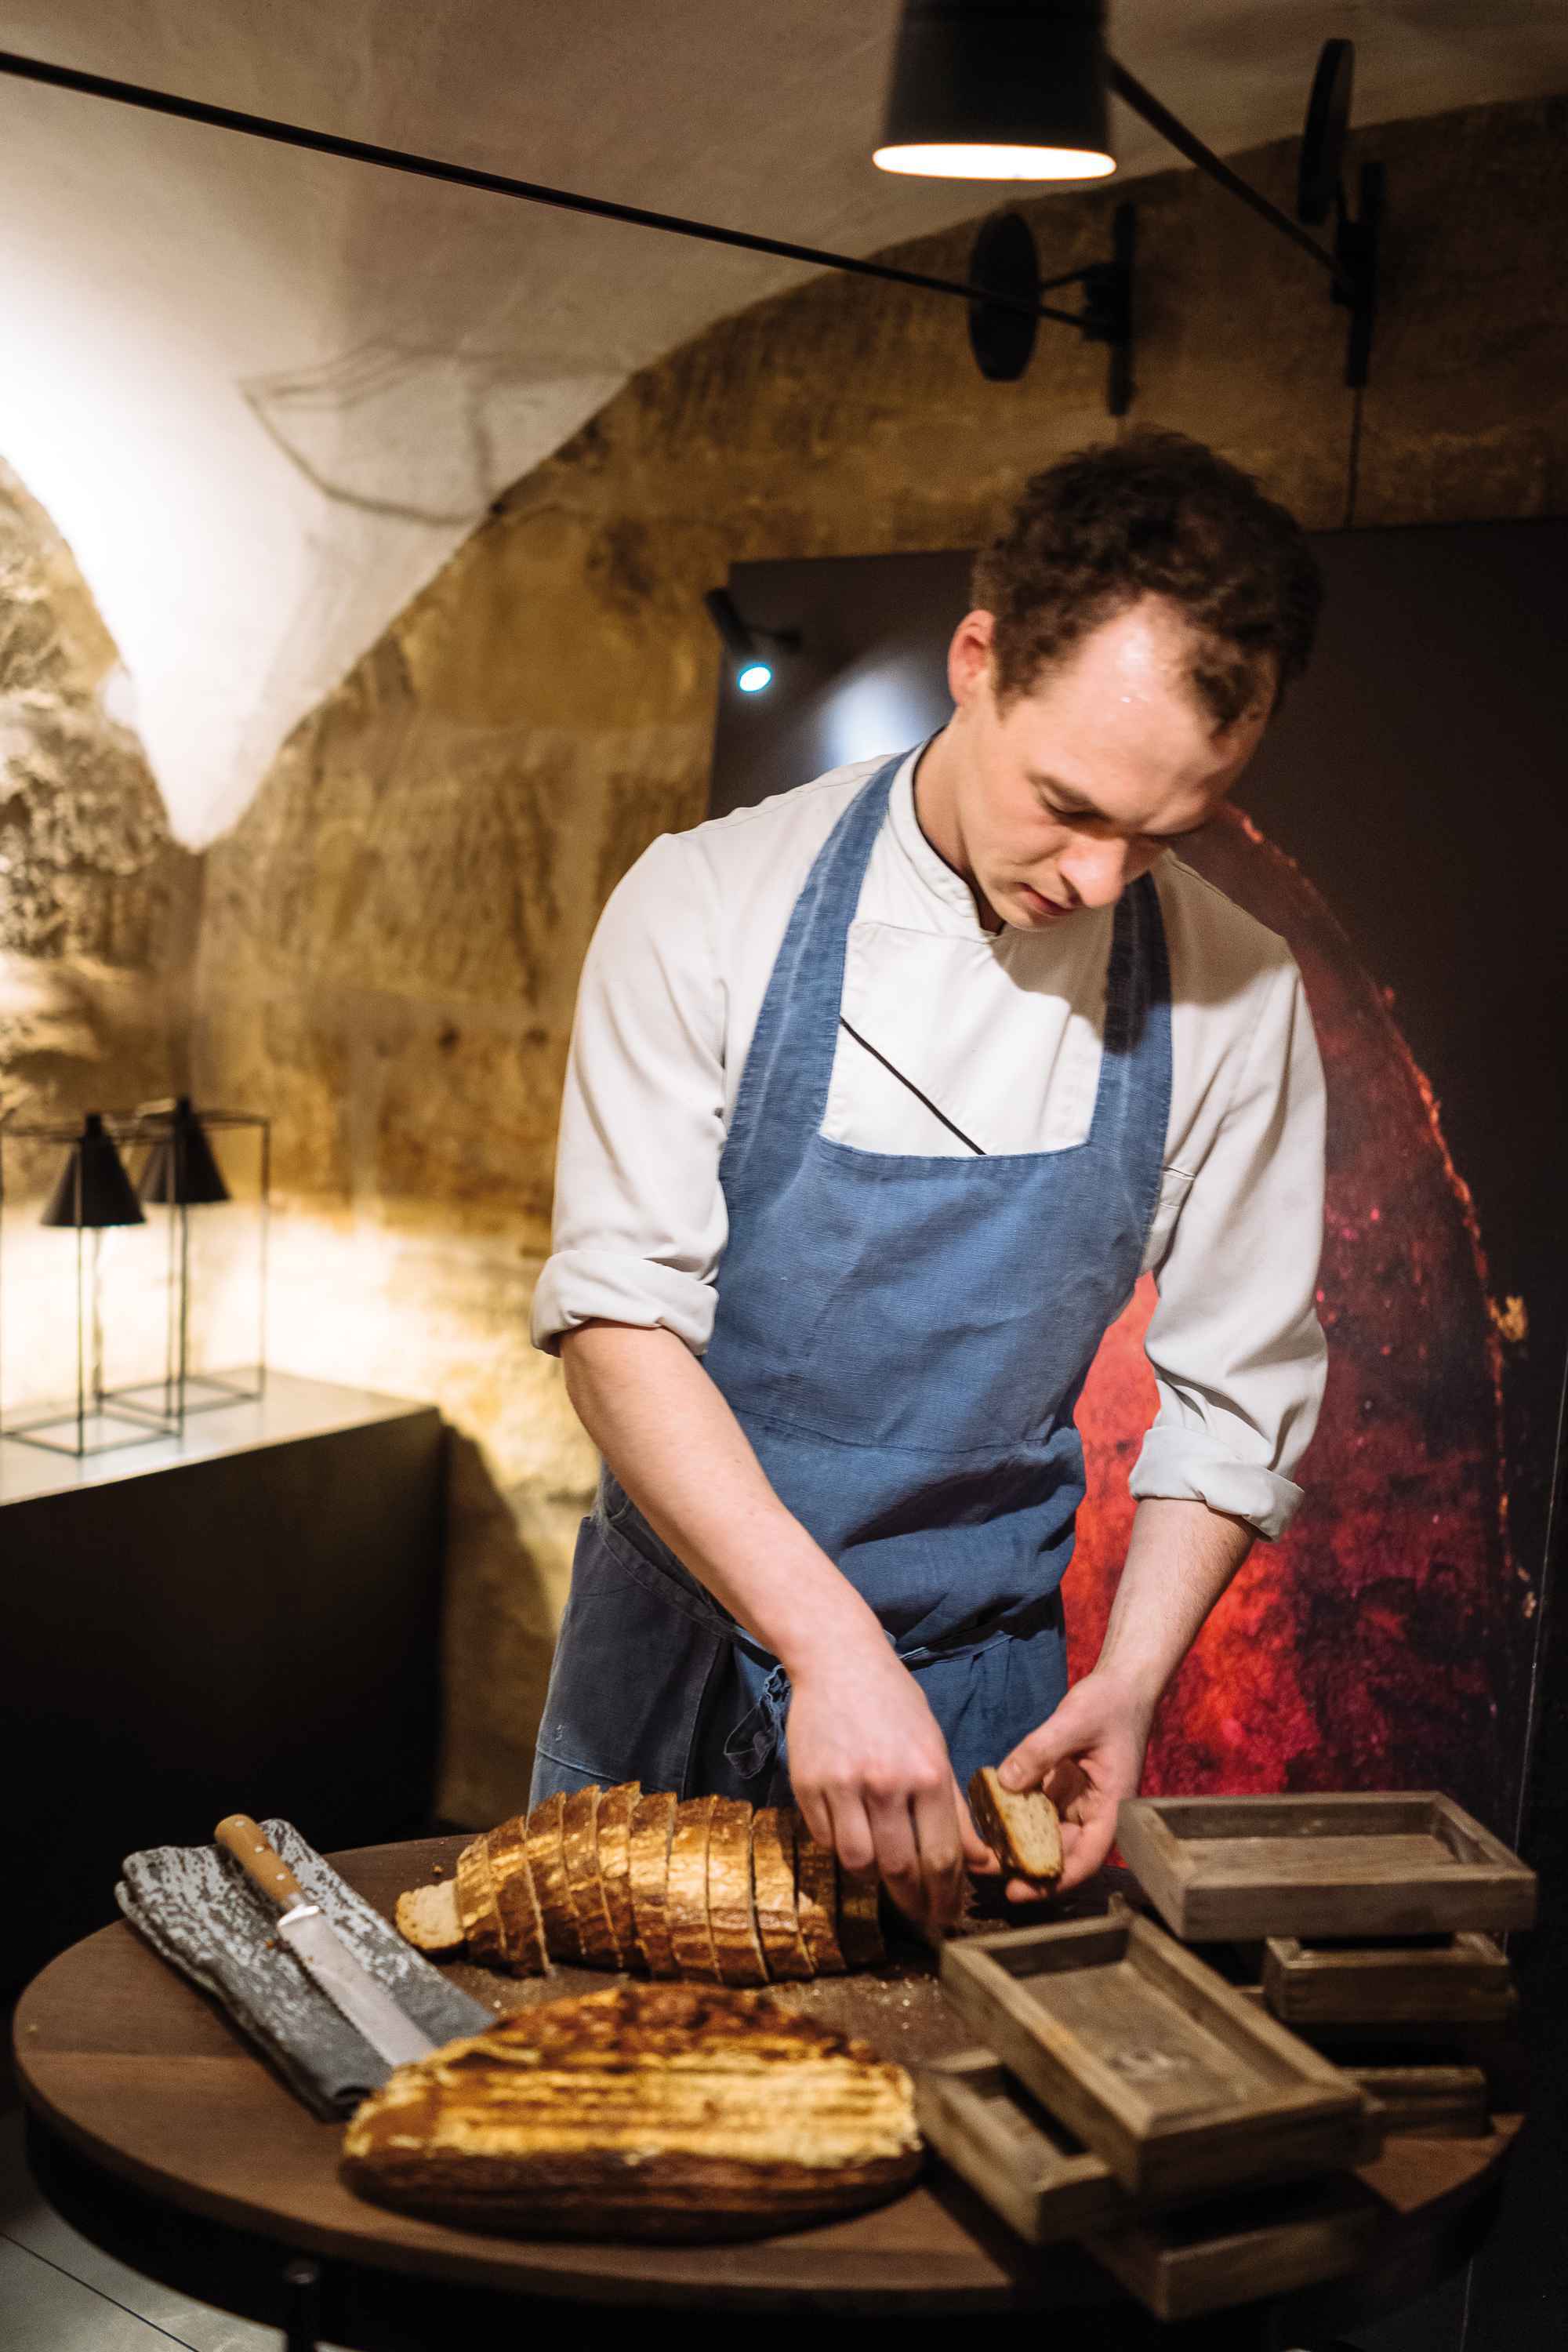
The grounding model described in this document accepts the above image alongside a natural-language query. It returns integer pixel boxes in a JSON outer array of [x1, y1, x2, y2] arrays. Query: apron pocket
[[532, 1512, 724, 1797]]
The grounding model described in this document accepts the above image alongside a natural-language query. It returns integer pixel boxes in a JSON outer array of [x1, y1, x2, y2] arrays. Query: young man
[[531, 430, 1328, 1930]]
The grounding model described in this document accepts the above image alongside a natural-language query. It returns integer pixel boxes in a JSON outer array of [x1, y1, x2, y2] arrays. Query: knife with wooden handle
[[216, 1814, 438, 2071]]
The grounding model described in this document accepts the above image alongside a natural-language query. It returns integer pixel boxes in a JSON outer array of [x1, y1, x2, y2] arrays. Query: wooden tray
[[1084, 2168, 1389, 2321], [914, 2052, 1127, 2245], [939, 1911, 1370, 2201], [1348, 2062, 1490, 2140], [1116, 1793, 1537, 1941], [1263, 1931, 1515, 2027]]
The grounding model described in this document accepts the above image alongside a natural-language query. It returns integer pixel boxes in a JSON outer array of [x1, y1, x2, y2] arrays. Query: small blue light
[[737, 661, 773, 694]]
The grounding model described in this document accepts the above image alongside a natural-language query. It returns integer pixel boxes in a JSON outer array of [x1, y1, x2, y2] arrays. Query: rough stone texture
[[0, 459, 198, 1132], [187, 95, 1568, 1826]]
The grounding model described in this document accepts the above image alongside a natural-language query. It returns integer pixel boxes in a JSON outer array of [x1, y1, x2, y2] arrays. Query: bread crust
[[525, 1792, 584, 1964], [967, 1766, 1063, 1885], [486, 1814, 550, 1976], [750, 1807, 813, 1982], [629, 1792, 678, 1977], [666, 1796, 721, 1982], [341, 1982, 920, 2239], [562, 1786, 620, 1966], [454, 1836, 505, 1965], [595, 1780, 641, 1968], [709, 1797, 769, 1987], [794, 1822, 846, 1976]]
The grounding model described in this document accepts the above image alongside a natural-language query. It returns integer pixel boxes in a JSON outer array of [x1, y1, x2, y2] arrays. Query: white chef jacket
[[533, 750, 1328, 1541]]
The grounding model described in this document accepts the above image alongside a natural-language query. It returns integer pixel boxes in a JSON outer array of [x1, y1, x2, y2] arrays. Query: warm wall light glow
[[873, 142, 1116, 180], [737, 662, 774, 693]]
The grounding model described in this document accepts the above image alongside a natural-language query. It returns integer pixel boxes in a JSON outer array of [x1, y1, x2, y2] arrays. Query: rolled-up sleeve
[[531, 833, 728, 1356], [1129, 955, 1327, 1541]]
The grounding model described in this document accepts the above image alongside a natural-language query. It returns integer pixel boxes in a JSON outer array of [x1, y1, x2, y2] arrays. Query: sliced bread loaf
[[525, 1792, 584, 1964], [629, 1791, 678, 1977], [837, 1867, 886, 1972], [595, 1780, 641, 1968], [562, 1786, 620, 1966], [486, 1813, 550, 1976], [750, 1806, 813, 1982], [794, 1820, 847, 1976], [454, 1835, 505, 1965], [708, 1797, 769, 1987], [666, 1795, 721, 1982]]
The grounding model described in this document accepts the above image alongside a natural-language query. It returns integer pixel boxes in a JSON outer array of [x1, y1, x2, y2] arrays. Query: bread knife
[[216, 1813, 438, 2069]]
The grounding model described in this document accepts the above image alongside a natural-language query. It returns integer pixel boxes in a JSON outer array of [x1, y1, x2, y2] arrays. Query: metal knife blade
[[215, 1812, 438, 2073], [278, 1901, 438, 2069]]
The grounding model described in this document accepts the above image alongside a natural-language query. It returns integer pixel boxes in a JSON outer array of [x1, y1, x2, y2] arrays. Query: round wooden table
[[13, 1837, 1521, 2347]]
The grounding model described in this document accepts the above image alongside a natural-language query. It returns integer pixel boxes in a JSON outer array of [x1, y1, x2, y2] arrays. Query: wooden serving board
[[939, 1911, 1370, 2202], [1116, 1793, 1537, 1942], [1262, 1932, 1515, 2027]]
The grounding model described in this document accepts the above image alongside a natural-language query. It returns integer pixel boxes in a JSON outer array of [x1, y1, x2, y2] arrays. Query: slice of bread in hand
[[629, 1791, 678, 1977], [967, 1767, 1064, 1885], [395, 1878, 464, 1957], [596, 1781, 641, 1968], [562, 1787, 620, 1967], [526, 1792, 585, 1964], [709, 1797, 769, 1987], [794, 1820, 847, 1976], [486, 1813, 550, 1976], [751, 1807, 813, 1982], [455, 1835, 505, 1965], [667, 1796, 722, 1982]]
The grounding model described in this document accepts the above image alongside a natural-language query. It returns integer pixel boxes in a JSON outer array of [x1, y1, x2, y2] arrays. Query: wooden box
[[1263, 1930, 1515, 2027], [1084, 2170, 1388, 2321], [914, 2051, 1127, 2245], [1116, 1792, 1537, 1942], [938, 1911, 1370, 2201]]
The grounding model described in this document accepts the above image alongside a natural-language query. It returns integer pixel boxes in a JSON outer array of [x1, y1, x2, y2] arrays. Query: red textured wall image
[[1069, 806, 1515, 1821]]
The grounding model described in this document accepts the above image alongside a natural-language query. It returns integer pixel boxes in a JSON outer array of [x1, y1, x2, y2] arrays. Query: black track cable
[[0, 47, 1087, 332]]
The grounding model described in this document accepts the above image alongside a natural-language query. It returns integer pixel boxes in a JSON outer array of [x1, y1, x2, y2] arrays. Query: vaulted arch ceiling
[[2, 1, 1564, 844]]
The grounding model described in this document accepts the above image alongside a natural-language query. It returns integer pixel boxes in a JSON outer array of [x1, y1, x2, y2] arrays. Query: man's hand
[[786, 1639, 993, 1930], [994, 1669, 1156, 1896]]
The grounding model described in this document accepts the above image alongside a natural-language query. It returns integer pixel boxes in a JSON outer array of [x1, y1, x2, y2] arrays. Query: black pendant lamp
[[137, 1096, 230, 1207], [874, 1, 1116, 181], [40, 1112, 146, 1229]]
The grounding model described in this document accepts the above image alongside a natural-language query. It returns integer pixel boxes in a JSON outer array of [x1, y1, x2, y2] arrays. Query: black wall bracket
[[968, 201, 1134, 413], [966, 36, 1380, 400]]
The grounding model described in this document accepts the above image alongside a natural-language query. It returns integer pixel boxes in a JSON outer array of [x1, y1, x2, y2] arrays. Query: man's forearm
[[1092, 1495, 1255, 1714], [558, 1320, 884, 1674]]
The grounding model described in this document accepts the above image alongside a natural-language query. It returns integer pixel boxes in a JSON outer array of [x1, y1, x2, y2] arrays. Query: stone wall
[[192, 93, 1568, 1825], [0, 462, 199, 1128]]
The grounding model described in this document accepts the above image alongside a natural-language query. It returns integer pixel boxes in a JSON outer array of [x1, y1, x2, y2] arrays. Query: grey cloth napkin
[[117, 1818, 494, 2119]]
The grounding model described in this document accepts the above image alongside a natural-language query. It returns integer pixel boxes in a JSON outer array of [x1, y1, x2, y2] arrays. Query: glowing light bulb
[[737, 662, 773, 694], [873, 142, 1115, 180]]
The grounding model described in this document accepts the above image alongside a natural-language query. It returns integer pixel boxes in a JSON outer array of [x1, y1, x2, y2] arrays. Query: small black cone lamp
[[137, 1097, 230, 1208], [41, 1112, 146, 1230], [873, 0, 1116, 181]]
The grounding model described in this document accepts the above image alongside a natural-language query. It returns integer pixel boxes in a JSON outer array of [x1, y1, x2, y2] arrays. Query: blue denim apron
[[532, 751, 1171, 1806]]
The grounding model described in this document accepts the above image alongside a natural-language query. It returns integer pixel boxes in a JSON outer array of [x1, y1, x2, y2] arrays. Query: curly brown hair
[[971, 429, 1323, 731]]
